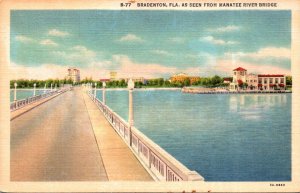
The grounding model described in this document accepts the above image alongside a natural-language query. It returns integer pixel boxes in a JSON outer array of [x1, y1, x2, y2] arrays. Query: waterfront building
[[170, 73, 189, 82], [189, 76, 201, 84], [258, 74, 286, 90], [223, 78, 232, 84], [67, 68, 80, 83], [100, 78, 110, 82], [110, 71, 117, 80], [229, 67, 286, 91], [246, 73, 258, 90], [170, 73, 200, 84]]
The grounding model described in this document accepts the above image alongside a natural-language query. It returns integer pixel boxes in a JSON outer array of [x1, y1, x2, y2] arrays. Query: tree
[[237, 79, 243, 87], [211, 75, 222, 86], [183, 78, 191, 86], [286, 76, 292, 86], [243, 83, 248, 89]]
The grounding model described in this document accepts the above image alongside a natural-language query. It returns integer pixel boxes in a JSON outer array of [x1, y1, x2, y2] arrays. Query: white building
[[67, 68, 80, 83], [229, 67, 286, 91]]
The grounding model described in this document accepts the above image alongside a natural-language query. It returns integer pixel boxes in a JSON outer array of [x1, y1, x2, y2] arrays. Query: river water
[[10, 89, 291, 181], [95, 89, 291, 181], [10, 89, 51, 102]]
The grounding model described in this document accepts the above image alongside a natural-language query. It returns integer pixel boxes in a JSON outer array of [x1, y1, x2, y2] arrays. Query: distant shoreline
[[182, 87, 292, 94], [93, 87, 181, 91], [10, 89, 52, 91]]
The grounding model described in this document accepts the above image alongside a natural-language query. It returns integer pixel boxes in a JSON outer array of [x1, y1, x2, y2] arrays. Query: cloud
[[52, 45, 98, 65], [48, 29, 70, 37], [224, 47, 290, 59], [200, 36, 238, 45], [15, 35, 34, 43], [151, 50, 172, 56], [213, 59, 291, 76], [113, 55, 209, 78], [118, 34, 144, 42], [10, 62, 68, 80], [209, 25, 241, 33], [40, 39, 58, 46], [71, 45, 97, 58], [169, 37, 185, 43]]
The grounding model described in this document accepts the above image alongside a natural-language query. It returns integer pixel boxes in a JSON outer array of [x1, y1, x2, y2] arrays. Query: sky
[[10, 10, 291, 80]]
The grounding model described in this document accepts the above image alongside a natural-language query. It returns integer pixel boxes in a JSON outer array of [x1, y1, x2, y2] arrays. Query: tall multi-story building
[[229, 67, 286, 91], [67, 68, 80, 83], [110, 71, 117, 80]]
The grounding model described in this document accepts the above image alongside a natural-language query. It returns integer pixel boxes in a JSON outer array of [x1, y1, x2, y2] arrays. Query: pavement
[[10, 87, 152, 181], [11, 88, 107, 181], [82, 91, 153, 181]]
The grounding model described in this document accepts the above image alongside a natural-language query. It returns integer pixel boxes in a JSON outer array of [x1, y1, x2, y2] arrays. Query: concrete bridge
[[10, 84, 203, 182]]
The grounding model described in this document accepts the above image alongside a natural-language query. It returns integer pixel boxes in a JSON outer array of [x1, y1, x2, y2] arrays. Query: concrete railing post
[[128, 79, 134, 146], [102, 82, 106, 105]]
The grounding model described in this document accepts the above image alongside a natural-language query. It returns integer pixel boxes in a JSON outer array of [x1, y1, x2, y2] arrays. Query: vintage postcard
[[0, 0, 299, 192]]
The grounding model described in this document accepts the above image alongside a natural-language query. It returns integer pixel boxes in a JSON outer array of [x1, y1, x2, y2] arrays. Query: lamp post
[[33, 83, 36, 96], [128, 79, 134, 146], [94, 82, 97, 100], [14, 82, 17, 102], [44, 83, 47, 93], [51, 83, 53, 91], [102, 82, 106, 105]]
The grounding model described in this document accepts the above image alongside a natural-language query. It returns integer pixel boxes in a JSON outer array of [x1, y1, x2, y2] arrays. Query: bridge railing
[[10, 88, 69, 111], [88, 91, 204, 182]]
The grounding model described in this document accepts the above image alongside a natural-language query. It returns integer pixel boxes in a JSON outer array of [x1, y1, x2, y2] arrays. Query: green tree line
[[11, 75, 290, 89], [10, 78, 74, 88]]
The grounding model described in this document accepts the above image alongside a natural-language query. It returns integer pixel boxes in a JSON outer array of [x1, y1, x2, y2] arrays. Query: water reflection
[[229, 94, 288, 120]]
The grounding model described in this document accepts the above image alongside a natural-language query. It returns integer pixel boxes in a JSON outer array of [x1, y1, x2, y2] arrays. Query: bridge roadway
[[10, 87, 152, 181]]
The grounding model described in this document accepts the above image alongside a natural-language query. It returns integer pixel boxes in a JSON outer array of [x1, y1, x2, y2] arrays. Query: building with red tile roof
[[229, 67, 286, 91]]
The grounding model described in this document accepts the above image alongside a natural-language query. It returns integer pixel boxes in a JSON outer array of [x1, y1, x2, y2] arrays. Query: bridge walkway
[[82, 90, 152, 181]]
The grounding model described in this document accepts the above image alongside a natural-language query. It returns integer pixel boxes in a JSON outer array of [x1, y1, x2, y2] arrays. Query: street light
[[94, 82, 97, 100], [128, 79, 134, 146], [33, 83, 36, 96], [14, 82, 18, 102], [128, 79, 134, 127], [102, 81, 106, 105]]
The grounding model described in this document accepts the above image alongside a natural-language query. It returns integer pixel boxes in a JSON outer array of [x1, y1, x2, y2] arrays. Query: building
[[67, 68, 80, 83], [169, 73, 189, 83], [189, 76, 201, 84], [100, 78, 110, 82], [258, 74, 286, 90], [246, 73, 258, 90], [110, 71, 117, 80], [170, 73, 200, 84], [223, 77, 232, 84], [229, 67, 286, 91]]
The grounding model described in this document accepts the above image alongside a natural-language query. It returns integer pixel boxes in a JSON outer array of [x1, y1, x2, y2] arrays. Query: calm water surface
[[95, 89, 291, 181], [10, 89, 50, 102]]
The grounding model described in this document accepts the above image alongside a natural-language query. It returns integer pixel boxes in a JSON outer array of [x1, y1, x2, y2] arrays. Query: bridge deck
[[11, 87, 152, 181], [83, 91, 152, 181]]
